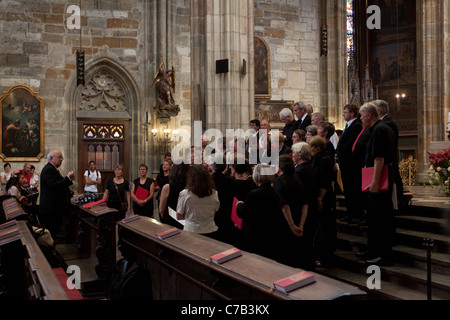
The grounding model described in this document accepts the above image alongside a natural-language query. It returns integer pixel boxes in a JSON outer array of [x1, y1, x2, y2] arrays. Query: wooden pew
[[118, 217, 366, 300], [0, 220, 69, 300], [69, 196, 118, 280]]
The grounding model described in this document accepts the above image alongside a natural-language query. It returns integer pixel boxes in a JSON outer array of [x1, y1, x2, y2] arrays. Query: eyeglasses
[[57, 156, 64, 160]]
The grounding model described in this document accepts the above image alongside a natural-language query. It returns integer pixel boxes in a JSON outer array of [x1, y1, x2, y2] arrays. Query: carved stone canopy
[[80, 71, 127, 112]]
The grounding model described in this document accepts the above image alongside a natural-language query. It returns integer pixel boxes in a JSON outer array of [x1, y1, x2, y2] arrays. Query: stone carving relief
[[80, 71, 127, 112]]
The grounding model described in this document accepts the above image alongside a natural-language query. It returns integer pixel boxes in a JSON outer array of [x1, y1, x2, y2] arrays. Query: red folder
[[82, 199, 106, 209], [361, 165, 389, 192], [135, 186, 149, 200], [231, 197, 242, 229]]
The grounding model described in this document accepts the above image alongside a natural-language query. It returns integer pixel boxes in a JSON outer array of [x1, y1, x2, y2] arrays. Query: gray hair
[[359, 102, 379, 119], [294, 101, 307, 111], [306, 104, 313, 113], [291, 142, 312, 161], [252, 163, 276, 184], [311, 112, 325, 122], [47, 150, 57, 161], [372, 99, 389, 116], [279, 108, 293, 120], [305, 124, 318, 136]]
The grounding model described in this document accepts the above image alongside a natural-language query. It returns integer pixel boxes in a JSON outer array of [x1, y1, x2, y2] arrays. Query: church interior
[[0, 0, 449, 305]]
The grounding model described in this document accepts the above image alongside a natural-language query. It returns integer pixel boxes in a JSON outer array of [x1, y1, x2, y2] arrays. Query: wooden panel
[[118, 217, 366, 300]]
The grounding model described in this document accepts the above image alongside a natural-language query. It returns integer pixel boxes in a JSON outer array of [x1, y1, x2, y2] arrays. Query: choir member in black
[[130, 164, 155, 218], [229, 158, 257, 202], [317, 121, 336, 165], [155, 159, 172, 202], [274, 132, 292, 157], [351, 118, 371, 226], [292, 142, 318, 270], [336, 104, 364, 224], [158, 163, 189, 229], [309, 135, 336, 267], [357, 102, 396, 266], [280, 107, 296, 148], [103, 165, 131, 220], [273, 155, 309, 268], [236, 164, 291, 264], [211, 160, 241, 247], [373, 99, 404, 204]]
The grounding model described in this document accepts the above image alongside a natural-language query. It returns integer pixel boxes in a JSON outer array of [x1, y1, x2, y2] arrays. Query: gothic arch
[[65, 54, 142, 185]]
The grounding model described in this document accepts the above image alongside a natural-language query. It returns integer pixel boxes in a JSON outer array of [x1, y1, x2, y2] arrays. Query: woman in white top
[[84, 161, 102, 194], [176, 165, 220, 238], [29, 165, 39, 189], [0, 162, 12, 194]]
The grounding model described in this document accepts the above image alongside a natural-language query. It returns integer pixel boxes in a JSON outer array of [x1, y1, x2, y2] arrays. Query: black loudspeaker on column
[[216, 59, 229, 74], [76, 50, 85, 86]]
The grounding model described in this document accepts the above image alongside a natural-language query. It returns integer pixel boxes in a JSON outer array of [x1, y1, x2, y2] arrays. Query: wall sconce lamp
[[152, 127, 172, 153]]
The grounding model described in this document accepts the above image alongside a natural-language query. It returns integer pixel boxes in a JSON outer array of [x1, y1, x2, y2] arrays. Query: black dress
[[132, 177, 154, 218], [236, 183, 291, 264], [161, 180, 185, 229], [273, 173, 310, 268], [106, 179, 130, 220], [232, 177, 257, 202], [312, 150, 335, 265], [212, 170, 241, 247]]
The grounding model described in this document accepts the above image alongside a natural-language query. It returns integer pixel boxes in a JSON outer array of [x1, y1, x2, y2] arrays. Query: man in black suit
[[336, 104, 363, 223], [357, 103, 396, 266], [373, 99, 403, 203], [38, 150, 75, 238], [293, 101, 311, 131]]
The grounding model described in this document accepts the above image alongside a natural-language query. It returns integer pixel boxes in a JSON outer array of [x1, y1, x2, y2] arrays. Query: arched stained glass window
[[347, 0, 354, 63]]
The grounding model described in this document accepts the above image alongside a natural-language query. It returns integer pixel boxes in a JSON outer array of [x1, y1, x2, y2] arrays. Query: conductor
[[38, 150, 75, 239]]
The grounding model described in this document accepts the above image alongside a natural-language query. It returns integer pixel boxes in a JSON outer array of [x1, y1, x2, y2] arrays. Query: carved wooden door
[[77, 119, 130, 194]]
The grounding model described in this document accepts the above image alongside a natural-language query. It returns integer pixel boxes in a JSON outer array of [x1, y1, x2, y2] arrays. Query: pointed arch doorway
[[71, 57, 139, 194]]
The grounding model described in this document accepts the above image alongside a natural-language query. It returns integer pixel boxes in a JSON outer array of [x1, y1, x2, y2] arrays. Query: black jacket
[[38, 162, 73, 216]]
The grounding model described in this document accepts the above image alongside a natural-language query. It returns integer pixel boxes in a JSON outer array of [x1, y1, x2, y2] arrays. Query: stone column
[[202, 0, 255, 133], [416, 0, 450, 180], [319, 0, 348, 130], [147, 0, 178, 171]]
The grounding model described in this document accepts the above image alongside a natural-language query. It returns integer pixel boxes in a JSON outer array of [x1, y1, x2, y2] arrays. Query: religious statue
[[151, 57, 180, 123]]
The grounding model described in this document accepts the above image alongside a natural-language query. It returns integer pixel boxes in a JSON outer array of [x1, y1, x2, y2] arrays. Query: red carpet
[[52, 267, 85, 300]]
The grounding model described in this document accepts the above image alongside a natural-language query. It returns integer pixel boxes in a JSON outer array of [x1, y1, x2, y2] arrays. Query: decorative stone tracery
[[80, 71, 127, 112]]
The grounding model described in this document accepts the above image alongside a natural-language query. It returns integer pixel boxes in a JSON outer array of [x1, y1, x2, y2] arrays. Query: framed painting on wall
[[254, 36, 271, 99], [255, 100, 294, 129], [0, 85, 45, 161]]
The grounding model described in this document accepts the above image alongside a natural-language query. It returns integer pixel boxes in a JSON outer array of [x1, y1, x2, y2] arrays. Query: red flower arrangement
[[426, 148, 450, 193]]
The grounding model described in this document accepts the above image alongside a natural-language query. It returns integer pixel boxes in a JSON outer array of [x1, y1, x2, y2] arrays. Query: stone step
[[336, 218, 450, 253], [395, 215, 449, 234], [337, 232, 450, 275], [320, 249, 449, 300], [396, 228, 450, 254]]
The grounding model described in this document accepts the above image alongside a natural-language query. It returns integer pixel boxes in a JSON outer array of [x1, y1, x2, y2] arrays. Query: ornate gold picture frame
[[0, 85, 45, 161]]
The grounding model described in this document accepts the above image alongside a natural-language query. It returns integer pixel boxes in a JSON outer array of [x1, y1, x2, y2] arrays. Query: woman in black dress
[[229, 159, 256, 202], [309, 136, 335, 267], [103, 165, 131, 220], [130, 164, 155, 218], [273, 155, 309, 268], [292, 142, 317, 270], [158, 163, 189, 229], [236, 164, 291, 264]]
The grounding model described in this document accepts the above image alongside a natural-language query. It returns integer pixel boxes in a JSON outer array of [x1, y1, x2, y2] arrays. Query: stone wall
[[254, 0, 320, 108], [0, 0, 147, 177]]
